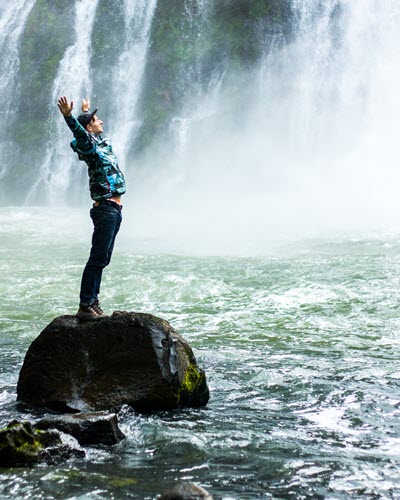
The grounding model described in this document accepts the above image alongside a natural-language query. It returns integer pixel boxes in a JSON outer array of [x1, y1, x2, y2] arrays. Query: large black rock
[[17, 311, 209, 412]]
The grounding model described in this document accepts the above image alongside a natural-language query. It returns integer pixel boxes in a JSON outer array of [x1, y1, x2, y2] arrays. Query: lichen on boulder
[[0, 421, 84, 468], [17, 311, 209, 413]]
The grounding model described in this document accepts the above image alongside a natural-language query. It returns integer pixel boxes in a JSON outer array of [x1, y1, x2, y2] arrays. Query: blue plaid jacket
[[64, 115, 126, 201]]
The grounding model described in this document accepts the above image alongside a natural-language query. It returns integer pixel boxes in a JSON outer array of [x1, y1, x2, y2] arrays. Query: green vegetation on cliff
[[10, 1, 74, 198], [19, 0, 74, 118], [133, 0, 292, 154]]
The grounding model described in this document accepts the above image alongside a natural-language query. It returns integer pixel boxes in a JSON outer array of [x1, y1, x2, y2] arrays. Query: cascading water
[[267, 0, 400, 230], [26, 0, 99, 205], [136, 0, 400, 245], [0, 0, 398, 229], [166, 0, 217, 186], [26, 0, 157, 205], [0, 0, 36, 180], [108, 0, 157, 166]]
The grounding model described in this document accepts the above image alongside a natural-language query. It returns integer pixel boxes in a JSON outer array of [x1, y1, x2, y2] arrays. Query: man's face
[[87, 115, 103, 136]]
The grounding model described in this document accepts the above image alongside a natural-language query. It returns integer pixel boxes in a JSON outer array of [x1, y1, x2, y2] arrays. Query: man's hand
[[81, 98, 90, 112], [57, 96, 73, 117]]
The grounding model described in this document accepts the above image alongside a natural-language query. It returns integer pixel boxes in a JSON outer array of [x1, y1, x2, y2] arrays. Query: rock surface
[[0, 421, 84, 467], [160, 482, 213, 500], [17, 311, 209, 412], [34, 412, 125, 445]]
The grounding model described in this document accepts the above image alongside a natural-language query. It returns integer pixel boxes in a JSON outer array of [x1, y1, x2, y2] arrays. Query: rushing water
[[0, 0, 36, 180], [1, 0, 400, 497], [109, 0, 157, 166], [2, 208, 400, 498]]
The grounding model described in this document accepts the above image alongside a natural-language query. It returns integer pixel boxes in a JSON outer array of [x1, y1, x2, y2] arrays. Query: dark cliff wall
[[11, 0, 74, 199], [133, 0, 293, 155], [90, 0, 127, 121]]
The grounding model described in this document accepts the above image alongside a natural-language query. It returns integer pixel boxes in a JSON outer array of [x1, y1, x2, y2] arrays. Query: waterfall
[[166, 0, 217, 186], [273, 0, 400, 223], [133, 0, 400, 239], [0, 0, 36, 180], [26, 0, 100, 205], [1, 0, 399, 230], [108, 0, 157, 166], [25, 0, 157, 205]]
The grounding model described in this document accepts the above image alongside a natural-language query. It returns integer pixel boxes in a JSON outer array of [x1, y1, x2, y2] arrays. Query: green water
[[1, 208, 400, 498]]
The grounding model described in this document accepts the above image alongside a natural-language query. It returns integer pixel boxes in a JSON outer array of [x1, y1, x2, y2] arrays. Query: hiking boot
[[76, 304, 106, 321], [92, 299, 106, 316]]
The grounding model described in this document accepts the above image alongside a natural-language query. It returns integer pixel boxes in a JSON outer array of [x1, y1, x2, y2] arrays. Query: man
[[57, 96, 126, 321]]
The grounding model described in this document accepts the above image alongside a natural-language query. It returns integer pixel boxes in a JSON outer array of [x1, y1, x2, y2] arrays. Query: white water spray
[[130, 0, 400, 251], [3, 0, 398, 250]]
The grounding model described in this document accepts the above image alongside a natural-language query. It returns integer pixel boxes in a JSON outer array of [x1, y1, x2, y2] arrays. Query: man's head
[[77, 108, 103, 135]]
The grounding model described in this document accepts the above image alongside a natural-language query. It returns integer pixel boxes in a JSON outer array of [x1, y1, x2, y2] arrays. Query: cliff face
[[133, 0, 292, 154], [11, 1, 74, 197], [1, 0, 293, 203]]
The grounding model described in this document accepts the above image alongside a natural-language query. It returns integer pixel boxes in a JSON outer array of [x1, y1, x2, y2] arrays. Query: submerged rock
[[160, 482, 213, 500], [0, 421, 84, 467], [34, 412, 125, 445], [17, 311, 209, 413]]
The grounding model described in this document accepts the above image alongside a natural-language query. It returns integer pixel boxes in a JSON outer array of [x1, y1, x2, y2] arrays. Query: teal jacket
[[64, 115, 126, 201]]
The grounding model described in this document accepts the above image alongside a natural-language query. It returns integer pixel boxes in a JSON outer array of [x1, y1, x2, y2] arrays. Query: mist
[[122, 0, 400, 254]]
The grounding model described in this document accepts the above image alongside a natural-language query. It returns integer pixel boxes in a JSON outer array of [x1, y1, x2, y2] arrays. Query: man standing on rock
[[57, 96, 126, 321]]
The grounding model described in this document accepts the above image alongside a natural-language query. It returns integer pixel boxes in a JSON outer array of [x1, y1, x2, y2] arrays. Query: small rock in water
[[34, 412, 125, 445], [160, 482, 213, 499], [0, 420, 85, 467], [17, 311, 209, 413]]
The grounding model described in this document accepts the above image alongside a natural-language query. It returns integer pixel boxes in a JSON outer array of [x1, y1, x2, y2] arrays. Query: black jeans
[[79, 204, 122, 306]]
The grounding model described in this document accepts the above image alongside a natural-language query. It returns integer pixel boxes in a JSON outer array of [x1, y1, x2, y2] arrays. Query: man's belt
[[94, 200, 123, 211]]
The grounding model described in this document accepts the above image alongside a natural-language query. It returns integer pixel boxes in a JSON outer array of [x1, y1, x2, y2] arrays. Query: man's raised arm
[[57, 95, 93, 152], [57, 95, 74, 118], [81, 98, 90, 112]]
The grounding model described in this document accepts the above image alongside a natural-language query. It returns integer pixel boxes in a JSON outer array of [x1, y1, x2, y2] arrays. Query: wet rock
[[17, 311, 209, 413], [160, 482, 213, 500], [34, 412, 125, 445], [0, 421, 85, 468]]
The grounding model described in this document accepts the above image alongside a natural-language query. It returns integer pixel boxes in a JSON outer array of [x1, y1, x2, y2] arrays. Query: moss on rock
[[0, 420, 85, 468], [0, 421, 48, 467], [178, 363, 207, 406], [17, 311, 209, 413], [19, 0, 74, 119]]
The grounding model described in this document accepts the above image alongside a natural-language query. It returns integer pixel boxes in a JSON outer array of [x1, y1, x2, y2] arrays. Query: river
[[1, 208, 400, 498]]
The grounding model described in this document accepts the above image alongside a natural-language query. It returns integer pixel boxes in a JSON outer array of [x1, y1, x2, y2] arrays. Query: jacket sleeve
[[64, 115, 95, 154]]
